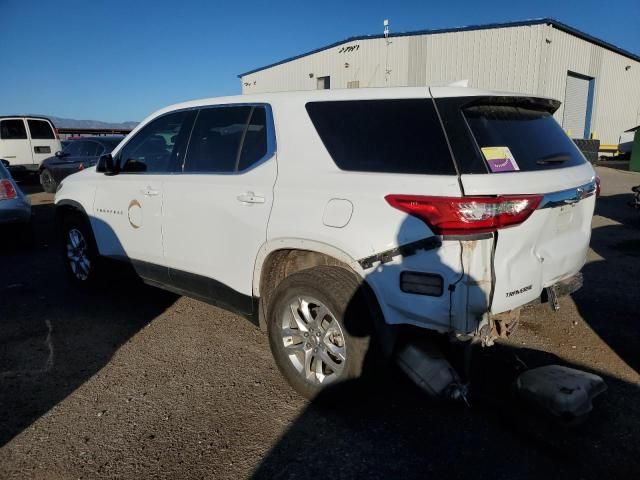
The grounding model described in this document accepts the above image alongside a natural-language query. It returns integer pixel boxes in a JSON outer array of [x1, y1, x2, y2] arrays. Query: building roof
[[238, 18, 640, 78]]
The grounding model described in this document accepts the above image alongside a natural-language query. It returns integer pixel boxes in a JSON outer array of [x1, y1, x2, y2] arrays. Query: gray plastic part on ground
[[515, 365, 607, 418], [396, 341, 460, 398]]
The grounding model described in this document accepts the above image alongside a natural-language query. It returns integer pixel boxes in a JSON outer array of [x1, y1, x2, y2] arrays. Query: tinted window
[[464, 105, 587, 172], [1, 119, 27, 139], [306, 100, 455, 174], [119, 111, 191, 173], [63, 141, 83, 156], [74, 141, 101, 157], [237, 107, 268, 171], [101, 139, 122, 153], [27, 119, 55, 139], [184, 106, 252, 173]]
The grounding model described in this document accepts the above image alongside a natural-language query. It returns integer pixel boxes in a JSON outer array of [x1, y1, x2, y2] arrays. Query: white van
[[0, 116, 61, 173]]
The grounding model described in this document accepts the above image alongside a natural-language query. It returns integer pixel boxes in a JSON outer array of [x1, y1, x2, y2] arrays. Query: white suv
[[55, 87, 596, 398]]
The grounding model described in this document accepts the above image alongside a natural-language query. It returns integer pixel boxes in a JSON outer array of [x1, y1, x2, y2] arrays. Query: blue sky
[[1, 0, 638, 122]]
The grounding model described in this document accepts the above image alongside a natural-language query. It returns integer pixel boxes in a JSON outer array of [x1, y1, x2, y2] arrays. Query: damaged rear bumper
[[526, 272, 584, 311]]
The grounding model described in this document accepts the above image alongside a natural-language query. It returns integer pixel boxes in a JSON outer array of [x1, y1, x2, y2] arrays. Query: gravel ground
[[1, 165, 639, 479]]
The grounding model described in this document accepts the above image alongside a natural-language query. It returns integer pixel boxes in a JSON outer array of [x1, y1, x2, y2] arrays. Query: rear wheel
[[40, 169, 57, 193], [60, 214, 100, 287], [267, 266, 374, 399]]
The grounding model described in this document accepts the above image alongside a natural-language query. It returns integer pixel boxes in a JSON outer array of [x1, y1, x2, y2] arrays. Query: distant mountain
[[29, 114, 138, 130]]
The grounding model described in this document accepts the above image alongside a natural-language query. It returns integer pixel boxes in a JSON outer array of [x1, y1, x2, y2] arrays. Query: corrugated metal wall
[[240, 24, 640, 144], [240, 37, 411, 93]]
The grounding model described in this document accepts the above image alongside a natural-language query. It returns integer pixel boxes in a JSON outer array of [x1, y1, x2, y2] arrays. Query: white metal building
[[238, 19, 640, 144]]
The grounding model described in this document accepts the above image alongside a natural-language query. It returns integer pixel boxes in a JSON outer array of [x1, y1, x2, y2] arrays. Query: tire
[[60, 213, 101, 288], [267, 266, 375, 399], [40, 169, 57, 193]]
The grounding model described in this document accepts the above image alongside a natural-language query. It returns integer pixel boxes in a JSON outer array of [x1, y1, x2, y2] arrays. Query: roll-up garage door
[[562, 72, 593, 139]]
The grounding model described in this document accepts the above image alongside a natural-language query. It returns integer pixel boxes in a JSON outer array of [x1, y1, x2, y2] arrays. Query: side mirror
[[55, 150, 69, 158], [0, 159, 9, 168], [96, 154, 118, 175]]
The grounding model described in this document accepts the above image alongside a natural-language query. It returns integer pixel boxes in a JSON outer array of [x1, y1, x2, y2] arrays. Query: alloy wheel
[[279, 296, 346, 384], [66, 228, 91, 281]]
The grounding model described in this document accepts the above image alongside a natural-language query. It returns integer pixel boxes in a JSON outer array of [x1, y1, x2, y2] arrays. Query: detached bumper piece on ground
[[396, 338, 607, 422]]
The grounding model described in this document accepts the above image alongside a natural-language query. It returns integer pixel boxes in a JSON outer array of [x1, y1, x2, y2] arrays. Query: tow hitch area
[[527, 273, 584, 311], [396, 334, 607, 422]]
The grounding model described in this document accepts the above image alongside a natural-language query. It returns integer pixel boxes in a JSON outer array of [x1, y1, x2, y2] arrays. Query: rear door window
[[27, 119, 56, 139], [305, 99, 455, 175], [1, 119, 27, 139], [183, 106, 252, 173], [463, 105, 586, 172], [237, 107, 269, 171]]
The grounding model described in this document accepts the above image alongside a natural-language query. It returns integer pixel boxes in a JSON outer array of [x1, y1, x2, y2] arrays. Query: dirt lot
[[1, 166, 639, 479]]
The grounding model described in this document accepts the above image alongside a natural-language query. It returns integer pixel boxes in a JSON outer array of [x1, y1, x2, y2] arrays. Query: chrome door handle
[[237, 192, 265, 204], [141, 187, 160, 197]]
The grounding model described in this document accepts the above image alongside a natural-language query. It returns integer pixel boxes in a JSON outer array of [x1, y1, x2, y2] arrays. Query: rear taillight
[[385, 194, 543, 235], [0, 179, 17, 200]]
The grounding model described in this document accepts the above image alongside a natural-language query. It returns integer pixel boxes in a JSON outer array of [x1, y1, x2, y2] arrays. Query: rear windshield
[[1, 119, 27, 139], [306, 99, 455, 175], [464, 105, 586, 172], [27, 119, 56, 139]]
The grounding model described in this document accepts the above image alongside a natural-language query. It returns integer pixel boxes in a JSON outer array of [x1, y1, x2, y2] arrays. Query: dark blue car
[[39, 136, 123, 193]]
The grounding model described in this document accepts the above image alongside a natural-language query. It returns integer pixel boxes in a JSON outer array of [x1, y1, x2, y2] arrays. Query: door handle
[[237, 192, 265, 204], [140, 186, 160, 197]]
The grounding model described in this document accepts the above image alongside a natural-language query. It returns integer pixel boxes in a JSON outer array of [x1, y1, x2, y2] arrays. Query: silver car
[[0, 160, 31, 225]]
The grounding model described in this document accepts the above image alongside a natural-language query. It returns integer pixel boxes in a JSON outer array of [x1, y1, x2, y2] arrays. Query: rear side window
[[1, 119, 27, 139], [27, 119, 56, 139], [305, 99, 455, 174], [464, 105, 586, 172]]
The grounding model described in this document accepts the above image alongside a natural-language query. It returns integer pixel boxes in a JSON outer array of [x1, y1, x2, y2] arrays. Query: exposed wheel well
[[258, 249, 355, 329], [256, 249, 392, 349]]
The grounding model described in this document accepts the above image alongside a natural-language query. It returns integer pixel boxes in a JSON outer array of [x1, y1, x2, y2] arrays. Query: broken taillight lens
[[385, 194, 543, 235], [0, 179, 17, 200]]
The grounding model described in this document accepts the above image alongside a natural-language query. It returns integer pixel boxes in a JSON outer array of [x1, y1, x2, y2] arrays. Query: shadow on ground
[[252, 188, 640, 480], [0, 202, 178, 446]]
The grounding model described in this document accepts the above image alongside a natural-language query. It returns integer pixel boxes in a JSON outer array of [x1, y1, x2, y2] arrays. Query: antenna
[[383, 19, 392, 84]]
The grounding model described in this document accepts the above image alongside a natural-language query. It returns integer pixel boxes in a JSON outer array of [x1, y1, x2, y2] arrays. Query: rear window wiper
[[536, 154, 571, 165]]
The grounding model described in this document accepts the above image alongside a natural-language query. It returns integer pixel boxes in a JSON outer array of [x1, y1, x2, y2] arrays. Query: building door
[[317, 76, 330, 89], [562, 71, 595, 139]]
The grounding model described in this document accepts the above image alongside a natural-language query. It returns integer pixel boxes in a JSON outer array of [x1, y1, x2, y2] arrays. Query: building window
[[316, 76, 330, 90], [347, 80, 360, 89]]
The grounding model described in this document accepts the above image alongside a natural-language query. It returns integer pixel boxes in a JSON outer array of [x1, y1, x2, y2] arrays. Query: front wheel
[[40, 169, 57, 193], [267, 266, 374, 399], [60, 214, 100, 287]]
